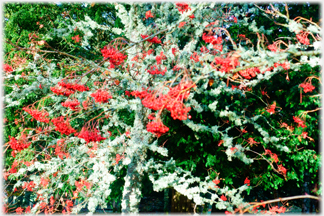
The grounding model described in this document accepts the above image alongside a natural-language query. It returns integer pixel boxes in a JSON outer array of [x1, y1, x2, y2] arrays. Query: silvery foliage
[[6, 2, 320, 214]]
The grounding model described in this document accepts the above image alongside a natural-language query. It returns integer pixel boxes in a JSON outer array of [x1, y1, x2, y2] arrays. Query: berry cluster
[[52, 139, 70, 160], [145, 10, 154, 19], [190, 52, 200, 62], [9, 135, 31, 152], [10, 160, 18, 173], [77, 127, 106, 143], [131, 89, 150, 99], [125, 90, 131, 97], [264, 149, 279, 163], [101, 46, 127, 68], [75, 179, 91, 191], [293, 116, 306, 128], [211, 56, 240, 73], [63, 200, 74, 214], [173, 65, 182, 71], [238, 67, 261, 79], [266, 102, 276, 114], [22, 107, 50, 123], [175, 3, 191, 13], [58, 80, 90, 92], [147, 65, 167, 75], [172, 48, 177, 56], [146, 120, 169, 138], [300, 82, 315, 93], [141, 34, 162, 44], [155, 51, 167, 64], [133, 80, 194, 121], [267, 43, 277, 52], [72, 35, 80, 43], [202, 33, 222, 45], [51, 116, 76, 135], [50, 86, 75, 96], [115, 154, 123, 164], [178, 22, 186, 28], [61, 99, 80, 110], [40, 177, 49, 188], [22, 181, 36, 192], [3, 64, 13, 73], [277, 164, 287, 176], [90, 89, 113, 103], [51, 80, 89, 96], [274, 62, 290, 70], [296, 31, 310, 45], [244, 177, 250, 186], [200, 46, 209, 53]]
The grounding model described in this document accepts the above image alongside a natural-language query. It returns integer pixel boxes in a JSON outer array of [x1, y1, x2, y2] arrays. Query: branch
[[242, 194, 320, 213]]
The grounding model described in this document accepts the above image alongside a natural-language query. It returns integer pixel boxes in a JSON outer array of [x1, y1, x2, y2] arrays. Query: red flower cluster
[[296, 31, 310, 45], [146, 120, 169, 138], [101, 46, 127, 68], [300, 82, 315, 93], [91, 89, 113, 103], [147, 65, 167, 75], [141, 34, 162, 44], [293, 116, 306, 128], [9, 135, 31, 152], [3, 64, 13, 73], [145, 10, 153, 19], [78, 127, 106, 143], [189, 14, 195, 19], [238, 67, 261, 79], [176, 3, 191, 13], [61, 99, 80, 110], [51, 116, 76, 135], [190, 52, 200, 62], [156, 51, 167, 64], [202, 33, 222, 45], [22, 107, 50, 123], [211, 56, 240, 73]]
